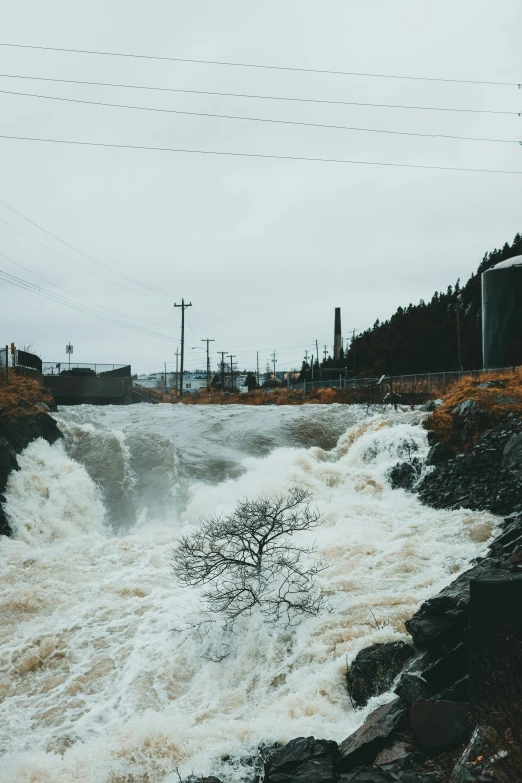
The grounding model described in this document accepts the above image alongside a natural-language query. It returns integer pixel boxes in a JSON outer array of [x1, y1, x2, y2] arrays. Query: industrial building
[[482, 255, 522, 369]]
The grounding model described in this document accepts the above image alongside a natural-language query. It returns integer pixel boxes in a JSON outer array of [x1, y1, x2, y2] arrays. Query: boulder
[[0, 437, 19, 493], [347, 642, 414, 707], [338, 698, 407, 772], [426, 442, 453, 466], [264, 736, 338, 783], [387, 462, 418, 491], [502, 433, 522, 473], [395, 672, 435, 704], [452, 399, 478, 418], [0, 413, 62, 454], [421, 643, 469, 696], [405, 561, 496, 652], [420, 399, 443, 412], [410, 699, 469, 749]]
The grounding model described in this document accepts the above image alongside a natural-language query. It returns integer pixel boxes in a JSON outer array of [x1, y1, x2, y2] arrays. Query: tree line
[[299, 232, 522, 380]]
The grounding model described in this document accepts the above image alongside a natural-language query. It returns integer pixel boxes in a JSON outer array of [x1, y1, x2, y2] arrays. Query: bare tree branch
[[171, 488, 328, 625]]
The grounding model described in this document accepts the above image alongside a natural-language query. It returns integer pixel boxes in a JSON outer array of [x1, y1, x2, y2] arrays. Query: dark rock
[[0, 493, 12, 537], [264, 736, 338, 783], [422, 643, 469, 694], [426, 442, 453, 466], [394, 672, 435, 703], [17, 397, 32, 408], [449, 727, 486, 783], [388, 461, 421, 491], [0, 437, 19, 493], [420, 399, 443, 412], [35, 401, 51, 412], [405, 561, 498, 652], [508, 546, 522, 565], [0, 413, 62, 454], [0, 404, 4, 416], [438, 675, 469, 703], [452, 399, 478, 418], [476, 380, 506, 389], [347, 642, 414, 708], [410, 699, 469, 749], [502, 433, 522, 472], [338, 698, 407, 772], [0, 414, 62, 538], [374, 741, 411, 766], [339, 772, 390, 783]]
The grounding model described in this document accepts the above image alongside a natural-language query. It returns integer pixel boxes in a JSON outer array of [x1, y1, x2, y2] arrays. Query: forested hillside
[[335, 233, 522, 377]]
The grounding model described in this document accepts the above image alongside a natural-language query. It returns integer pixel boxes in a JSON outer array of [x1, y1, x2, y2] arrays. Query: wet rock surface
[[338, 698, 408, 772], [264, 737, 338, 783], [0, 412, 62, 536], [347, 642, 414, 708], [418, 420, 522, 515]]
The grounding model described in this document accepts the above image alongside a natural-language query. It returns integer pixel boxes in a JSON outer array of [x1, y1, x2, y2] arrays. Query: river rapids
[[0, 404, 497, 782]]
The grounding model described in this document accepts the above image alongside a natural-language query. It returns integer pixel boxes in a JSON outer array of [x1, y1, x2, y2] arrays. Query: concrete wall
[[43, 376, 133, 405]]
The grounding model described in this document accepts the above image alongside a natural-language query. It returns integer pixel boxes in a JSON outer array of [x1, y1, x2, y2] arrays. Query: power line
[[1, 133, 521, 175], [0, 73, 518, 117], [0, 198, 175, 300], [2, 88, 518, 145], [0, 214, 174, 327], [0, 42, 518, 87], [0, 261, 179, 342]]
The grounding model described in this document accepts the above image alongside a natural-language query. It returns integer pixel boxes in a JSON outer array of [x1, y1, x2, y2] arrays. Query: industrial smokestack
[[334, 307, 342, 360]]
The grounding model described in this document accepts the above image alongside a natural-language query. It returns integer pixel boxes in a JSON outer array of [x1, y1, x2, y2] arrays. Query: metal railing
[[42, 362, 131, 377], [292, 366, 518, 394]]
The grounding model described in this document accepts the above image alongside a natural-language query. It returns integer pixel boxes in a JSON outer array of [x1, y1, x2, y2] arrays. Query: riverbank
[[259, 370, 522, 783], [0, 374, 61, 536]]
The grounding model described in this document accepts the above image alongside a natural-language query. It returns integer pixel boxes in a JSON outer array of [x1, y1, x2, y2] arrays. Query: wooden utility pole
[[201, 338, 215, 389], [228, 354, 236, 391], [218, 351, 227, 391], [174, 299, 192, 397], [175, 348, 179, 396], [272, 351, 277, 379], [164, 361, 167, 394], [316, 340, 321, 383], [256, 351, 259, 387]]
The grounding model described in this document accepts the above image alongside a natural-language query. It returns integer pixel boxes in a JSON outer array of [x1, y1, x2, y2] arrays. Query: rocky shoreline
[[0, 407, 62, 536], [257, 396, 522, 783]]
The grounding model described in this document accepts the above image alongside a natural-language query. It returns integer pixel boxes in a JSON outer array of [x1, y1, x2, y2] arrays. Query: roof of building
[[491, 255, 522, 270]]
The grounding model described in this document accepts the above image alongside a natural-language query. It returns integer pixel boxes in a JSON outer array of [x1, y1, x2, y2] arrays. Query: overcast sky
[[0, 0, 520, 374]]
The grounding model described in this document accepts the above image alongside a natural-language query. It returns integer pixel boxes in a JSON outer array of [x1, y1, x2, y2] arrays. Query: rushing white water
[[0, 404, 497, 783]]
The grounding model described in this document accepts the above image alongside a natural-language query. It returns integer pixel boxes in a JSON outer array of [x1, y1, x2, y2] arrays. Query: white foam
[[0, 407, 497, 782]]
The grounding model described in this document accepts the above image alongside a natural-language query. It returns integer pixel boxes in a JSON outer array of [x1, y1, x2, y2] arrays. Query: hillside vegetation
[[322, 233, 522, 378]]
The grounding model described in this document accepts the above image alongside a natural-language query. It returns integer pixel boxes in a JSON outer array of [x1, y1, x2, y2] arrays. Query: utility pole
[[256, 351, 260, 387], [352, 329, 356, 378], [174, 298, 192, 397], [272, 351, 277, 381], [316, 340, 321, 382], [323, 345, 328, 362], [175, 348, 179, 396], [228, 354, 236, 391], [164, 361, 167, 395], [218, 351, 227, 391], [201, 338, 215, 389]]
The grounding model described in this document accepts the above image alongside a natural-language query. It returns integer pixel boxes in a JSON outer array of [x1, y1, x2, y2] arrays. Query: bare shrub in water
[[172, 488, 328, 625]]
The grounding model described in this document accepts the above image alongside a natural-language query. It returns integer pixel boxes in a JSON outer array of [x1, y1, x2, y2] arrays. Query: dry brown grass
[[0, 371, 55, 419], [427, 369, 522, 447], [168, 387, 364, 406]]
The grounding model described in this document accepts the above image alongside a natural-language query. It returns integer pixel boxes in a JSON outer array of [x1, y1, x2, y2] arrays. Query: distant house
[[182, 373, 207, 394]]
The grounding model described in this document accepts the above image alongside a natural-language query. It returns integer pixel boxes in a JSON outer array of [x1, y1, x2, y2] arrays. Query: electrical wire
[[1, 134, 521, 175], [0, 198, 176, 301], [0, 73, 518, 117], [0, 215, 174, 328], [0, 42, 518, 87], [2, 88, 518, 145], [0, 261, 180, 342]]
